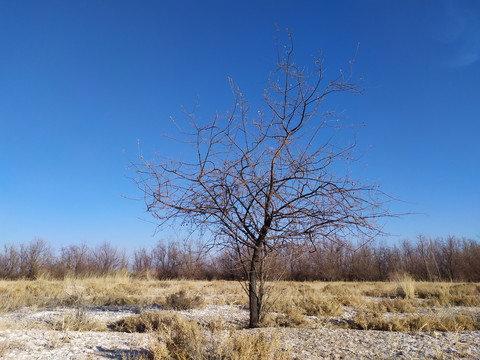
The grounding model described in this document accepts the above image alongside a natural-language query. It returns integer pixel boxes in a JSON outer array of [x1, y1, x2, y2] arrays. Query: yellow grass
[[0, 275, 479, 359]]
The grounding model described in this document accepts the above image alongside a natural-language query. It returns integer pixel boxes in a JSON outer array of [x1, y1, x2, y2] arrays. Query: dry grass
[[110, 312, 167, 333], [164, 289, 206, 310], [48, 308, 104, 331], [353, 308, 480, 332], [394, 273, 416, 299], [416, 282, 480, 307], [365, 298, 417, 314], [293, 294, 343, 317], [115, 312, 292, 359], [0, 277, 479, 358], [0, 276, 479, 334], [224, 330, 292, 360], [268, 282, 344, 317], [262, 307, 310, 328], [0, 275, 214, 312]]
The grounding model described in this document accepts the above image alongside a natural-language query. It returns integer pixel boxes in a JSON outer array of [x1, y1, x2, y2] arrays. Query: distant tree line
[[0, 238, 128, 279], [0, 236, 479, 281]]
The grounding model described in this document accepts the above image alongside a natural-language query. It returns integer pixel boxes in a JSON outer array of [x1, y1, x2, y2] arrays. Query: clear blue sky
[[1, 0, 479, 252]]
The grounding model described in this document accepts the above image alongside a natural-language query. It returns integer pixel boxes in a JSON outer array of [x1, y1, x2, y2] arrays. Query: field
[[0, 275, 479, 359]]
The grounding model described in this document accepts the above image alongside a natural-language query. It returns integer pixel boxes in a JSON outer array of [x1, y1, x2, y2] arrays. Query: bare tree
[[19, 238, 52, 279], [133, 32, 389, 327], [151, 241, 180, 279], [132, 247, 153, 276], [59, 243, 90, 277], [91, 241, 127, 275], [0, 245, 20, 278]]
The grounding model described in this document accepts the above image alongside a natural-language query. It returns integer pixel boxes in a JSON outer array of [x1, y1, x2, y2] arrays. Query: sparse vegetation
[[0, 276, 479, 358], [49, 309, 103, 332], [353, 309, 480, 332], [394, 273, 416, 299], [111, 312, 168, 333], [164, 289, 205, 310], [115, 312, 292, 359], [264, 307, 310, 328]]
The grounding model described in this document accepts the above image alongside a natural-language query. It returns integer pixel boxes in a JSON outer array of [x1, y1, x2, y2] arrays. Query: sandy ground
[[0, 305, 479, 359]]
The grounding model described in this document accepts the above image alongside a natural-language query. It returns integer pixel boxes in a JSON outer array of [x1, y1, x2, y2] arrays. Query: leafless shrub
[[90, 241, 128, 275], [18, 238, 52, 279], [58, 243, 91, 277], [0, 245, 20, 279]]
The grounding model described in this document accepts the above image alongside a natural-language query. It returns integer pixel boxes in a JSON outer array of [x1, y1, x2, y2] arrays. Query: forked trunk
[[248, 218, 271, 328]]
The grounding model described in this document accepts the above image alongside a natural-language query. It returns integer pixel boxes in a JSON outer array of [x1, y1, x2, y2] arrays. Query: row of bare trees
[[0, 236, 478, 281], [132, 240, 211, 279], [0, 238, 128, 279], [262, 235, 480, 282]]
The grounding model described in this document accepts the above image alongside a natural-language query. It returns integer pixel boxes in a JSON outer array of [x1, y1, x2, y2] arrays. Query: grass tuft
[[225, 330, 292, 360], [394, 273, 416, 299], [164, 290, 206, 310], [353, 309, 480, 332], [120, 313, 292, 359], [110, 312, 166, 333], [49, 309, 104, 331], [261, 307, 309, 328]]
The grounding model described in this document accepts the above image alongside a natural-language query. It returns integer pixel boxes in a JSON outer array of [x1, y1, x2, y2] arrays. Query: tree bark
[[248, 219, 270, 328], [248, 243, 262, 328]]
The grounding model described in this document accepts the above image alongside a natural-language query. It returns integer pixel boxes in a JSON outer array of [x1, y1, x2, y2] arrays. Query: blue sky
[[1, 0, 479, 252]]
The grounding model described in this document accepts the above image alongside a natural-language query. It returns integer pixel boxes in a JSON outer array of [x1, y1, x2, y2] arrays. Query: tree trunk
[[249, 218, 271, 328], [248, 243, 262, 328]]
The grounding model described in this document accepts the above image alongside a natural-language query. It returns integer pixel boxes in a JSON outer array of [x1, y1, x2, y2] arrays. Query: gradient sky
[[1, 0, 479, 253]]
